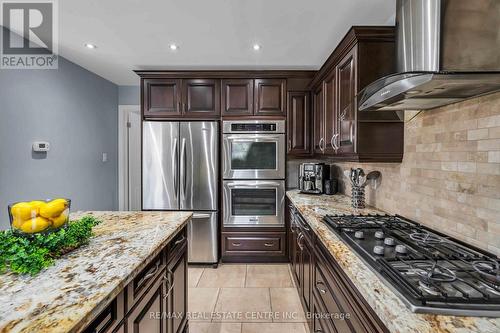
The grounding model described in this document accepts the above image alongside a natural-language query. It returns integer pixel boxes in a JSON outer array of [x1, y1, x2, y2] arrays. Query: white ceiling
[[59, 0, 396, 85]]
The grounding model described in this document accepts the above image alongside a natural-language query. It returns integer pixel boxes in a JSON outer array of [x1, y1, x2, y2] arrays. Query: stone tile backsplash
[[333, 92, 500, 255], [287, 92, 500, 255]]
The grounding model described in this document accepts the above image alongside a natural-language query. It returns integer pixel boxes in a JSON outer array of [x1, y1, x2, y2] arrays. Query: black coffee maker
[[298, 163, 328, 194]]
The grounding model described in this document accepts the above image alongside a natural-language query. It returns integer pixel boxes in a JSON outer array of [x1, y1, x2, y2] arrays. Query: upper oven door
[[223, 134, 285, 179], [223, 180, 285, 226]]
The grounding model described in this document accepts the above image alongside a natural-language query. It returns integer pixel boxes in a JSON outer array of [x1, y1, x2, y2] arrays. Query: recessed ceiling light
[[169, 44, 178, 51], [84, 43, 97, 49], [253, 44, 261, 51]]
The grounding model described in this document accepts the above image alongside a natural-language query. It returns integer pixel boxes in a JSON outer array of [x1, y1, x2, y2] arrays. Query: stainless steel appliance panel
[[180, 122, 218, 210], [223, 180, 285, 226], [396, 0, 441, 72], [223, 134, 285, 179], [187, 212, 218, 263], [142, 121, 179, 210], [223, 119, 286, 134]]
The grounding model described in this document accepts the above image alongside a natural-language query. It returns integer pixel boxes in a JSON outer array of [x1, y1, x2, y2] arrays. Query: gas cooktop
[[323, 214, 500, 317]]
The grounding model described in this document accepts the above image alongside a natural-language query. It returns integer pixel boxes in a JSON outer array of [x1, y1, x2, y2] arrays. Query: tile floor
[[188, 264, 308, 333]]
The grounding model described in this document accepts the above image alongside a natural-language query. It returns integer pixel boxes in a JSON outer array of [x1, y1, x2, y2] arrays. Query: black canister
[[324, 179, 337, 195]]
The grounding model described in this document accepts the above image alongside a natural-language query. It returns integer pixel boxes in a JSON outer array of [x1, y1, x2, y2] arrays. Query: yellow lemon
[[51, 198, 68, 207], [29, 201, 46, 214], [11, 218, 25, 230], [50, 211, 69, 228], [10, 202, 36, 220], [40, 200, 66, 218], [20, 217, 50, 234]]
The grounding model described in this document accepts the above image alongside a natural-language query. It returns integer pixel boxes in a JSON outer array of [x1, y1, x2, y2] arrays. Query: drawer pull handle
[[264, 242, 274, 247], [232, 242, 242, 247], [143, 261, 160, 281], [316, 281, 327, 294], [175, 235, 186, 245]]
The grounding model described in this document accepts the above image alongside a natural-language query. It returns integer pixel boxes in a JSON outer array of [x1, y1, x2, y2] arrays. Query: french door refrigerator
[[142, 121, 218, 264]]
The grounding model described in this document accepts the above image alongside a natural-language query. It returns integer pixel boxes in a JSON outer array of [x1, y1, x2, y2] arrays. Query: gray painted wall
[[0, 53, 118, 228], [119, 85, 140, 105]]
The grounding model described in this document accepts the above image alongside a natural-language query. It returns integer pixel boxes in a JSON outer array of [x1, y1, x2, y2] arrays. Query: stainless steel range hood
[[359, 0, 500, 112]]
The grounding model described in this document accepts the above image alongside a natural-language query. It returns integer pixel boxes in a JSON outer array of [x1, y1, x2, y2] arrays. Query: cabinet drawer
[[84, 291, 125, 333], [127, 252, 165, 309], [223, 232, 285, 255], [168, 227, 187, 262]]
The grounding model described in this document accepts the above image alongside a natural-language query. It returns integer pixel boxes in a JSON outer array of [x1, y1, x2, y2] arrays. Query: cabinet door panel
[[313, 86, 325, 154], [254, 79, 286, 116], [323, 71, 337, 155], [126, 273, 167, 333], [336, 48, 357, 154], [167, 244, 187, 333], [287, 92, 311, 156], [144, 79, 181, 117], [182, 79, 220, 117], [221, 79, 254, 116]]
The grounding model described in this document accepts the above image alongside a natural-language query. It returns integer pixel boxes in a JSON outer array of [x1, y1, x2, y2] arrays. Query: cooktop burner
[[323, 214, 500, 317]]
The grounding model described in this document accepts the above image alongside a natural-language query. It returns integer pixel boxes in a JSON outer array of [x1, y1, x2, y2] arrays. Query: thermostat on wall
[[32, 141, 50, 152]]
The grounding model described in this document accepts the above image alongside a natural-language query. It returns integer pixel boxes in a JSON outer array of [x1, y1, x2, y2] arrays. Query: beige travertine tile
[[189, 322, 242, 333], [241, 323, 307, 333], [269, 288, 307, 322], [468, 128, 489, 140], [213, 288, 271, 322], [189, 267, 205, 287], [197, 264, 246, 288], [246, 265, 293, 287], [188, 288, 220, 322]]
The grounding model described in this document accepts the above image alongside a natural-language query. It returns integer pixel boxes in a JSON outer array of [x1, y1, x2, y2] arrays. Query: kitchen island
[[0, 211, 191, 333], [286, 190, 500, 333]]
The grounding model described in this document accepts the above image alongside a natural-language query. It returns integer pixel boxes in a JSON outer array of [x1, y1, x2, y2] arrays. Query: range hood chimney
[[359, 0, 500, 112]]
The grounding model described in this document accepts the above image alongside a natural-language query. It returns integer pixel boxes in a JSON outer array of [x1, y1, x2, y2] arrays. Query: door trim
[[118, 105, 140, 211]]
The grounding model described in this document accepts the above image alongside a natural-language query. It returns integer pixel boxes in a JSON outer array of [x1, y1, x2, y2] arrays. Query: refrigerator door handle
[[180, 137, 187, 200], [173, 137, 179, 200], [192, 213, 212, 219]]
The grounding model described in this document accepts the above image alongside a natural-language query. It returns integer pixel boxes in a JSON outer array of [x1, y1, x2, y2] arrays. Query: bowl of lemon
[[8, 198, 71, 235]]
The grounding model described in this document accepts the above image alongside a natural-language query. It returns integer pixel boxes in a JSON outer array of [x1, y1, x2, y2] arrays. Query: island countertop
[[0, 211, 192, 333], [286, 189, 500, 333]]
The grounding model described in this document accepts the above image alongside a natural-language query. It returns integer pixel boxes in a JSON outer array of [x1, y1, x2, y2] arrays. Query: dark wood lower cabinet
[[288, 203, 388, 333], [221, 230, 287, 262], [84, 226, 188, 333]]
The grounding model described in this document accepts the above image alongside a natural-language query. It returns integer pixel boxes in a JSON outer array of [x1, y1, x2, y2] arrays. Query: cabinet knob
[[264, 242, 274, 247], [232, 242, 242, 247]]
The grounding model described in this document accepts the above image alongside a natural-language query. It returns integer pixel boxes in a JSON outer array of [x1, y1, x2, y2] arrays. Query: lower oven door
[[223, 180, 285, 226]]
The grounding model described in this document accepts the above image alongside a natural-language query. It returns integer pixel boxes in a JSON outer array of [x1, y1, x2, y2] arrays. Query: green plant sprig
[[0, 216, 101, 276]]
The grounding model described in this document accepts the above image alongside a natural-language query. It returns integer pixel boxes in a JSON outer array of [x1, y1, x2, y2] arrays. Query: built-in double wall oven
[[223, 120, 286, 226]]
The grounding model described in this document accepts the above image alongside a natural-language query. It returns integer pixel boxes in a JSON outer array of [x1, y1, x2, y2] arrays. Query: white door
[[119, 106, 141, 211]]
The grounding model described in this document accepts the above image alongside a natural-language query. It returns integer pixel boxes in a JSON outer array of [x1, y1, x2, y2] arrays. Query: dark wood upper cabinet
[[221, 79, 254, 116], [143, 79, 181, 117], [313, 86, 325, 154], [335, 47, 357, 155], [323, 71, 337, 155], [182, 79, 220, 118], [287, 91, 311, 156], [310, 26, 403, 162], [254, 79, 286, 116]]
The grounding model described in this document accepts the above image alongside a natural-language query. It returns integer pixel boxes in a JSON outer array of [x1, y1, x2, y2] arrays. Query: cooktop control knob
[[384, 237, 395, 246], [374, 231, 385, 239], [395, 245, 408, 254], [373, 245, 385, 255], [354, 231, 364, 239]]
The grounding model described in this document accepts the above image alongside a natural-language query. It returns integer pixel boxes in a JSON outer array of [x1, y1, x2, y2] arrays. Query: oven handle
[[225, 182, 282, 188], [224, 135, 283, 141]]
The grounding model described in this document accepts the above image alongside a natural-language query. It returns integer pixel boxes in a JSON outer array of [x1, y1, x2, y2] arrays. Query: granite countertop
[[0, 211, 192, 333], [286, 189, 500, 333]]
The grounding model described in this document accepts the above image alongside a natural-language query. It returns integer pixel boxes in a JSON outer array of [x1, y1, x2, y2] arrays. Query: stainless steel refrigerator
[[142, 121, 218, 264]]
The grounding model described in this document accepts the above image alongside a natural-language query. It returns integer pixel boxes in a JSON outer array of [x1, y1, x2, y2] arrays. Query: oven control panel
[[223, 120, 285, 134]]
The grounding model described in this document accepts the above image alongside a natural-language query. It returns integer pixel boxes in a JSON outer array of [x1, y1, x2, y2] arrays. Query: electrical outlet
[[102, 152, 108, 162]]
